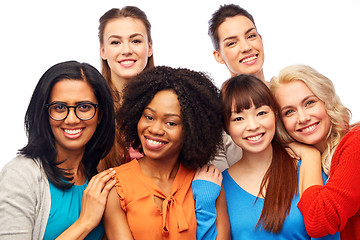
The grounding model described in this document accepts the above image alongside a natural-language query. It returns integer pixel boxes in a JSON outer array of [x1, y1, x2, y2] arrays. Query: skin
[[47, 79, 116, 239], [103, 90, 230, 239], [100, 17, 153, 92], [213, 15, 265, 82]]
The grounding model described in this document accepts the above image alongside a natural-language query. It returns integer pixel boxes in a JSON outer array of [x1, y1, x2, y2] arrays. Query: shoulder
[[1, 155, 46, 181]]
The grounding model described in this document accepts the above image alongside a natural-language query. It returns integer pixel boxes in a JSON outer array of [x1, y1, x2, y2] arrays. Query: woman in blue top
[[0, 61, 116, 239], [218, 74, 339, 239]]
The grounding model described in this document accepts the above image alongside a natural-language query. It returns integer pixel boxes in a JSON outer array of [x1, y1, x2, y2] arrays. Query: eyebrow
[[108, 33, 145, 40], [280, 95, 317, 112], [222, 27, 257, 42], [144, 107, 181, 118]]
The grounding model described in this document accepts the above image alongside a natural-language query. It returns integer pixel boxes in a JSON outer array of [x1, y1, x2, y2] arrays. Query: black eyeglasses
[[44, 102, 99, 121]]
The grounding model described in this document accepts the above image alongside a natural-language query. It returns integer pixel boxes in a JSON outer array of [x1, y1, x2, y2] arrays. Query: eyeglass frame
[[44, 102, 99, 121]]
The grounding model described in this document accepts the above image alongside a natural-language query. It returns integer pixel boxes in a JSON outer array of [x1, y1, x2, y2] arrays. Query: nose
[[297, 109, 311, 124], [246, 117, 260, 131], [148, 120, 165, 135], [64, 108, 81, 124], [240, 39, 252, 53], [121, 42, 133, 55]]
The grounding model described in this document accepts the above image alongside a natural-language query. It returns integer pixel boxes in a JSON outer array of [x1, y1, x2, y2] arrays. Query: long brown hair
[[221, 74, 298, 233]]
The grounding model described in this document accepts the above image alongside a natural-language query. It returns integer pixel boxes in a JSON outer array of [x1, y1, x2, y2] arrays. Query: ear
[[148, 42, 153, 58], [97, 111, 102, 125], [213, 50, 225, 64], [100, 45, 107, 60]]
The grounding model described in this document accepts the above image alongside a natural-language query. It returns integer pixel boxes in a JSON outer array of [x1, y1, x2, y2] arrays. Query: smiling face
[[137, 90, 184, 162], [227, 102, 275, 154], [214, 15, 265, 80], [100, 17, 153, 88], [275, 80, 331, 152], [48, 79, 100, 156]]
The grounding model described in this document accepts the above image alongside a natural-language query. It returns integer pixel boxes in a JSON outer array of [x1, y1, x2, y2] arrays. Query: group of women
[[0, 3, 358, 240]]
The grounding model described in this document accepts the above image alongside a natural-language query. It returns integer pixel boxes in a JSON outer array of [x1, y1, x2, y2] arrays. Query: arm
[[298, 129, 360, 237], [287, 142, 323, 195], [55, 169, 116, 240], [0, 163, 38, 239], [103, 187, 133, 240], [192, 165, 230, 240]]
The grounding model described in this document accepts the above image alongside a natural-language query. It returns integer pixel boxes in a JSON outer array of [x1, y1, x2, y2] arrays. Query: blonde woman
[[270, 65, 360, 239]]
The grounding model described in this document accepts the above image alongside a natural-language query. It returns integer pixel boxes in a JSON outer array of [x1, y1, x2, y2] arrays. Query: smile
[[63, 128, 83, 135], [245, 133, 264, 142], [144, 136, 167, 150], [297, 122, 319, 133], [240, 54, 258, 64]]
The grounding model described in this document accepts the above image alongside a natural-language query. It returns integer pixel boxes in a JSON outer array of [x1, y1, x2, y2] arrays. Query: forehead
[[103, 17, 148, 37], [146, 90, 181, 115], [275, 81, 313, 105], [218, 15, 256, 39], [50, 79, 96, 102]]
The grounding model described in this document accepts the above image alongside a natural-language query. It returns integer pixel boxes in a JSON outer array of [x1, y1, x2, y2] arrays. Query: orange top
[[114, 159, 196, 240]]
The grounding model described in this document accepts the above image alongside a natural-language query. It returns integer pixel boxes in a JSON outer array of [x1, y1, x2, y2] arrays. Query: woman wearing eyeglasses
[[0, 61, 115, 239]]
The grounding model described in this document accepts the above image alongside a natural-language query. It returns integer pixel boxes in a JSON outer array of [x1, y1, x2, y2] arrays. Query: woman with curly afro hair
[[103, 66, 230, 239]]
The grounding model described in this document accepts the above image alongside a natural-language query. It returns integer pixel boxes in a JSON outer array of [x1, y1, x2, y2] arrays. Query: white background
[[1, 0, 359, 170]]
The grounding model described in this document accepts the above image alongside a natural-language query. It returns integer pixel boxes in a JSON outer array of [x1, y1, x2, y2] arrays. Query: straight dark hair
[[221, 74, 298, 233], [20, 61, 115, 189]]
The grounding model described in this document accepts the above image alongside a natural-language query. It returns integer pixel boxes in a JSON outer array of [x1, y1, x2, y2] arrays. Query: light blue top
[[222, 161, 340, 240], [43, 179, 104, 240]]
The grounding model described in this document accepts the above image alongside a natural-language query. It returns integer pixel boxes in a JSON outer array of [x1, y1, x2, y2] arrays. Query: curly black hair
[[117, 66, 223, 169]]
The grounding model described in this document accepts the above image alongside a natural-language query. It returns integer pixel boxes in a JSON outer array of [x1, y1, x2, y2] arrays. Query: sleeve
[[0, 164, 37, 239], [298, 129, 360, 237], [192, 179, 221, 240]]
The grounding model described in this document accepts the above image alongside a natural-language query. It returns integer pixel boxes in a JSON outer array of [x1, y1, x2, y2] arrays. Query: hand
[[194, 164, 222, 186], [78, 168, 117, 229], [286, 142, 321, 162]]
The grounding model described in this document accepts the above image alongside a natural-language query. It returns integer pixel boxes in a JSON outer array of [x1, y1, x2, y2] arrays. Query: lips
[[240, 54, 258, 64], [244, 133, 264, 143], [119, 59, 136, 68], [62, 128, 84, 139], [144, 136, 167, 150], [297, 122, 319, 134]]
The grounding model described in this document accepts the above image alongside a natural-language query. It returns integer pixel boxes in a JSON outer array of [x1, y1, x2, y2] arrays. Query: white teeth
[[64, 129, 82, 135], [247, 134, 262, 141], [242, 55, 257, 63], [301, 125, 316, 132], [121, 60, 135, 64], [147, 139, 164, 145]]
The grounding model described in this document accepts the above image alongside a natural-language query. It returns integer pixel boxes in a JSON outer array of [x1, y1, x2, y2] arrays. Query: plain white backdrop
[[1, 0, 359, 170]]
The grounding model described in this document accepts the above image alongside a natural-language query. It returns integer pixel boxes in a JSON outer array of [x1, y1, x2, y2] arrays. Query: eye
[[257, 110, 267, 116], [144, 115, 153, 121], [305, 100, 315, 107], [248, 33, 257, 39], [77, 104, 93, 112], [226, 41, 236, 47], [166, 121, 177, 127], [132, 39, 142, 44], [232, 116, 243, 122], [51, 103, 67, 113], [284, 109, 295, 117], [111, 40, 120, 45]]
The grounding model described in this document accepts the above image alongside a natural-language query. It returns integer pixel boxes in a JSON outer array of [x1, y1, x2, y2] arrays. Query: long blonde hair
[[270, 65, 351, 175]]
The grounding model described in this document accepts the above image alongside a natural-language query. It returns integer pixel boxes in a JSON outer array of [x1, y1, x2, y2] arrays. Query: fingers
[[85, 168, 117, 196], [193, 164, 222, 185]]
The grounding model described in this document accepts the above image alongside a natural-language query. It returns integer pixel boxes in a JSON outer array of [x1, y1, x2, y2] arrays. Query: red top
[[298, 125, 360, 240], [113, 159, 196, 240]]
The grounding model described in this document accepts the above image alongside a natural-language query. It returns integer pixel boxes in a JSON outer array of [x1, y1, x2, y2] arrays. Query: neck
[[111, 72, 128, 94], [56, 148, 86, 184], [255, 69, 266, 83], [239, 144, 273, 173], [138, 156, 180, 181]]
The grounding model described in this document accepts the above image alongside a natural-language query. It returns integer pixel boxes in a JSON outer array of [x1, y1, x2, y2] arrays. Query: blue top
[[43, 179, 104, 240], [222, 161, 340, 240]]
